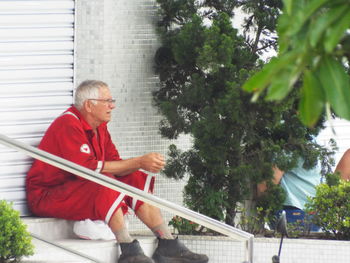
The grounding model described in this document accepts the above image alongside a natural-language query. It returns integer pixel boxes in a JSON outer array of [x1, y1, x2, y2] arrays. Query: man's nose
[[109, 102, 116, 109]]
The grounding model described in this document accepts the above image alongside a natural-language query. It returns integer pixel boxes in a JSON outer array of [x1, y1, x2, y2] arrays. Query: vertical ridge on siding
[[0, 0, 75, 215]]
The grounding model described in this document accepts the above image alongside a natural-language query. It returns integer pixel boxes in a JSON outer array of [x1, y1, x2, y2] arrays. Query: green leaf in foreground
[[242, 52, 298, 100], [324, 8, 350, 53], [318, 56, 350, 119], [298, 70, 325, 126], [309, 5, 347, 48]]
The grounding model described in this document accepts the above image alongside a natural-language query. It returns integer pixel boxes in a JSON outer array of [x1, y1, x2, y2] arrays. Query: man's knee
[[108, 207, 126, 228], [137, 202, 160, 214]]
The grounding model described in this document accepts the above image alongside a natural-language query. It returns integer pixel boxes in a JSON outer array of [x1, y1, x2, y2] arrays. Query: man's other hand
[[139, 153, 165, 173]]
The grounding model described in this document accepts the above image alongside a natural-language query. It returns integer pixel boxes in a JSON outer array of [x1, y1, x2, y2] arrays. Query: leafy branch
[[242, 0, 350, 126]]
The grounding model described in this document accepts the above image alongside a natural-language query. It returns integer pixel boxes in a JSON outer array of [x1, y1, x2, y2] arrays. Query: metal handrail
[[0, 133, 254, 263]]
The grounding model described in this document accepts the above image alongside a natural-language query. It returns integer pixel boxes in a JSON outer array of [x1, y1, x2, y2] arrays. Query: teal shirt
[[280, 160, 321, 210]]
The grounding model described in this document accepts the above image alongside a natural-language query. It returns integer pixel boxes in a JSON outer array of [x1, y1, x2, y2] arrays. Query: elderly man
[[26, 80, 208, 263]]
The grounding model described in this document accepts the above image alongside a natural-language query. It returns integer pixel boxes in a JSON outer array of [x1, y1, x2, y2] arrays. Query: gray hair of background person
[[74, 80, 108, 109]]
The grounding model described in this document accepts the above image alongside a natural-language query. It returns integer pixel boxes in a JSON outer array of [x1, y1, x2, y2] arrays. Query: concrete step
[[23, 238, 106, 263], [22, 217, 156, 263], [22, 217, 246, 263], [24, 217, 76, 239], [23, 235, 155, 263]]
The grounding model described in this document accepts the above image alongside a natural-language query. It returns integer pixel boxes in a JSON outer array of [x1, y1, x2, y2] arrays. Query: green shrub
[[285, 221, 310, 238], [0, 200, 34, 263], [306, 176, 350, 240], [238, 207, 271, 235], [256, 182, 286, 226], [168, 216, 201, 235]]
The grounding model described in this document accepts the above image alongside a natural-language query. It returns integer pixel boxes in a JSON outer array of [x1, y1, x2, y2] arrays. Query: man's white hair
[[74, 80, 108, 109]]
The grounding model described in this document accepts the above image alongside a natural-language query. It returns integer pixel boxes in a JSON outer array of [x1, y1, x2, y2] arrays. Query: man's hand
[[103, 152, 166, 176], [139, 153, 165, 173]]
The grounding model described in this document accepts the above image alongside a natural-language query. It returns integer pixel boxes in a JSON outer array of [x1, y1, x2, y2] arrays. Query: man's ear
[[84, 100, 93, 113]]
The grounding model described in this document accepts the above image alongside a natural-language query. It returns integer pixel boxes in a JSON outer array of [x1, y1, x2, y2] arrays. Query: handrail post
[[248, 236, 254, 263]]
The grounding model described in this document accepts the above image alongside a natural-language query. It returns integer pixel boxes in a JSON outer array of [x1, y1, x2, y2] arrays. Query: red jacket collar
[[65, 106, 107, 133]]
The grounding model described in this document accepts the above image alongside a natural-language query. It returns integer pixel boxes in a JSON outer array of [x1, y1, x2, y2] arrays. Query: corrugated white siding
[[0, 0, 75, 215]]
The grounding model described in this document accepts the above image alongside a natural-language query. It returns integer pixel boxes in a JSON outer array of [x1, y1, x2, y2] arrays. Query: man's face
[[90, 86, 116, 124]]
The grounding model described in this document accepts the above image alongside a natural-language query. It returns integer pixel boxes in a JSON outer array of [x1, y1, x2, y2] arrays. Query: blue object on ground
[[277, 209, 320, 232]]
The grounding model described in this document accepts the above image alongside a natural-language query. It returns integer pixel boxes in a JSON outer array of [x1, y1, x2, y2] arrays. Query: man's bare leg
[[109, 204, 208, 263], [109, 207, 153, 263], [136, 203, 208, 263], [108, 208, 133, 243], [135, 203, 173, 239]]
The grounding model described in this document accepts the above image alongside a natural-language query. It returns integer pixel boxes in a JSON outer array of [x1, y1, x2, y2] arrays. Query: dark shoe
[[118, 239, 154, 263], [152, 237, 209, 263]]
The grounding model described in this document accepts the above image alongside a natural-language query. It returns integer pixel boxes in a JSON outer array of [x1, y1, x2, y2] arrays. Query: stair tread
[[24, 234, 157, 263], [23, 239, 95, 263]]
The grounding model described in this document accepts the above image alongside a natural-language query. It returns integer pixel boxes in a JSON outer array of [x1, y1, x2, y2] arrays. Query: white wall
[[75, 0, 190, 232]]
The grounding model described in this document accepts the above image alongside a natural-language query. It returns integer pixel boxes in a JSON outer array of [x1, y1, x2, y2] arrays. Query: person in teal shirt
[[280, 159, 322, 210], [258, 158, 322, 231]]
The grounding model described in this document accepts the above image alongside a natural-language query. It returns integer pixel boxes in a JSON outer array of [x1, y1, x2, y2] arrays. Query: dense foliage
[[0, 200, 34, 263], [243, 0, 350, 126], [306, 174, 350, 240], [154, 0, 334, 226]]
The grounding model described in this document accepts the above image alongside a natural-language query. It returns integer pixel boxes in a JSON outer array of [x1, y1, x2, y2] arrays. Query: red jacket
[[27, 106, 121, 193]]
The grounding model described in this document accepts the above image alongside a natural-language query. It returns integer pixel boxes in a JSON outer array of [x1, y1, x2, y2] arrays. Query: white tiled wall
[[75, 0, 190, 232], [190, 236, 350, 263], [254, 237, 350, 263]]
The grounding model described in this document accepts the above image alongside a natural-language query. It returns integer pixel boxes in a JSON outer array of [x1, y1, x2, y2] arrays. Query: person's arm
[[271, 166, 285, 184], [335, 149, 350, 181], [257, 166, 285, 195], [101, 125, 165, 176], [102, 152, 165, 176]]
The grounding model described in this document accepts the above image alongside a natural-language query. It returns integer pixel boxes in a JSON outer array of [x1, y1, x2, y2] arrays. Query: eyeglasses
[[88, 98, 116, 105]]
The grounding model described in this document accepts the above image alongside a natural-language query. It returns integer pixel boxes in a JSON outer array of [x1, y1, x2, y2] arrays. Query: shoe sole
[[152, 252, 209, 263], [118, 257, 154, 263]]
